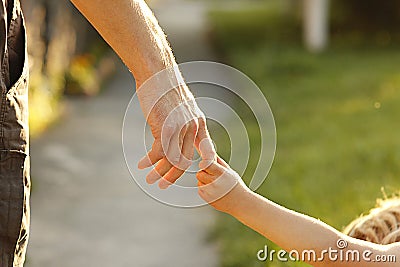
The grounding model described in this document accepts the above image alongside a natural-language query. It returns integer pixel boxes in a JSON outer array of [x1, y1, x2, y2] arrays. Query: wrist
[[135, 63, 188, 96], [228, 187, 256, 217], [135, 64, 192, 110], [133, 62, 175, 88]]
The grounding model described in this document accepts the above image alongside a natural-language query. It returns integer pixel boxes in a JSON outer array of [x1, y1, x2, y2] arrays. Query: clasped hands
[[136, 75, 248, 209], [136, 75, 216, 189]]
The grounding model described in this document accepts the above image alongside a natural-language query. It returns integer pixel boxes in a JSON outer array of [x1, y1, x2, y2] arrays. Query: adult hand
[[136, 69, 216, 189], [72, 0, 216, 187]]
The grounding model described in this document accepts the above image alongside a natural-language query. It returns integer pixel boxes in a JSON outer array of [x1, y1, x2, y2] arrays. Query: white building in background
[[303, 0, 330, 52]]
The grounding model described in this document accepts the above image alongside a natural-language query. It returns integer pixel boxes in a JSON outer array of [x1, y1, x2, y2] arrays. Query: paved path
[[26, 1, 219, 267], [153, 0, 217, 62]]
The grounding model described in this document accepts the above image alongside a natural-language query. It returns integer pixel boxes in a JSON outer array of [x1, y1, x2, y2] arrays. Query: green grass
[[208, 1, 301, 53], [208, 8, 400, 267]]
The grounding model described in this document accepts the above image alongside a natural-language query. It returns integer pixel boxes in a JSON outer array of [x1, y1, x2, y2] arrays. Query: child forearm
[[232, 191, 341, 254], [70, 0, 175, 85], [197, 158, 398, 266], [230, 191, 391, 267]]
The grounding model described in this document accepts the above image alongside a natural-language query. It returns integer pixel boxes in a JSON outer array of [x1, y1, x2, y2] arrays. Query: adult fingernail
[[159, 179, 171, 190], [138, 156, 150, 169], [146, 171, 161, 184]]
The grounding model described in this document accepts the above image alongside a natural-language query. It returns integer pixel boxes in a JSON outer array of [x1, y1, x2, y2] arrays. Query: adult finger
[[176, 120, 198, 171], [146, 158, 172, 184], [160, 124, 175, 157], [166, 125, 186, 166], [158, 166, 185, 189], [138, 138, 164, 169]]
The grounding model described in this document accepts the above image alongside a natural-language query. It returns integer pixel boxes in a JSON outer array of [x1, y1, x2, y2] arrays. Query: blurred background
[[21, 0, 400, 266]]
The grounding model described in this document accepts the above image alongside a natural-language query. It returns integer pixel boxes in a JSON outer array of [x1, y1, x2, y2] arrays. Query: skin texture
[[70, 0, 215, 188], [197, 157, 400, 267]]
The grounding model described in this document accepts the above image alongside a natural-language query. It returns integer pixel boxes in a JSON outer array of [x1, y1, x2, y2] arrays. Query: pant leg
[[0, 1, 29, 266], [0, 152, 27, 267]]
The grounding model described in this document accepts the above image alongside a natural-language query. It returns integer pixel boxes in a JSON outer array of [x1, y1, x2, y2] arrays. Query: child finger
[[196, 170, 215, 184], [195, 118, 216, 161], [199, 160, 224, 176], [216, 156, 230, 168], [198, 159, 213, 171]]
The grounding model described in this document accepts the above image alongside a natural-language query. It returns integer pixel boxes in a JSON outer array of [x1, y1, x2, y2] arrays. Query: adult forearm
[[70, 0, 176, 85]]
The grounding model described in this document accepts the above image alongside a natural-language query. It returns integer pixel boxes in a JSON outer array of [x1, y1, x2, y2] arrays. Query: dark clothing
[[0, 0, 30, 266]]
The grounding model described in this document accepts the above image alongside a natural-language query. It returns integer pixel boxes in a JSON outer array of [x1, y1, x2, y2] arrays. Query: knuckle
[[190, 119, 199, 131], [191, 117, 199, 125], [170, 155, 180, 165], [162, 123, 176, 136], [196, 172, 202, 179], [179, 160, 191, 170], [186, 121, 194, 131], [181, 123, 189, 134], [153, 147, 164, 158], [150, 155, 163, 164], [198, 116, 206, 126]]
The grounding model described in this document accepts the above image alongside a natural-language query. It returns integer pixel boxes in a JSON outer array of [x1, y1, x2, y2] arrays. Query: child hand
[[196, 156, 250, 214]]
